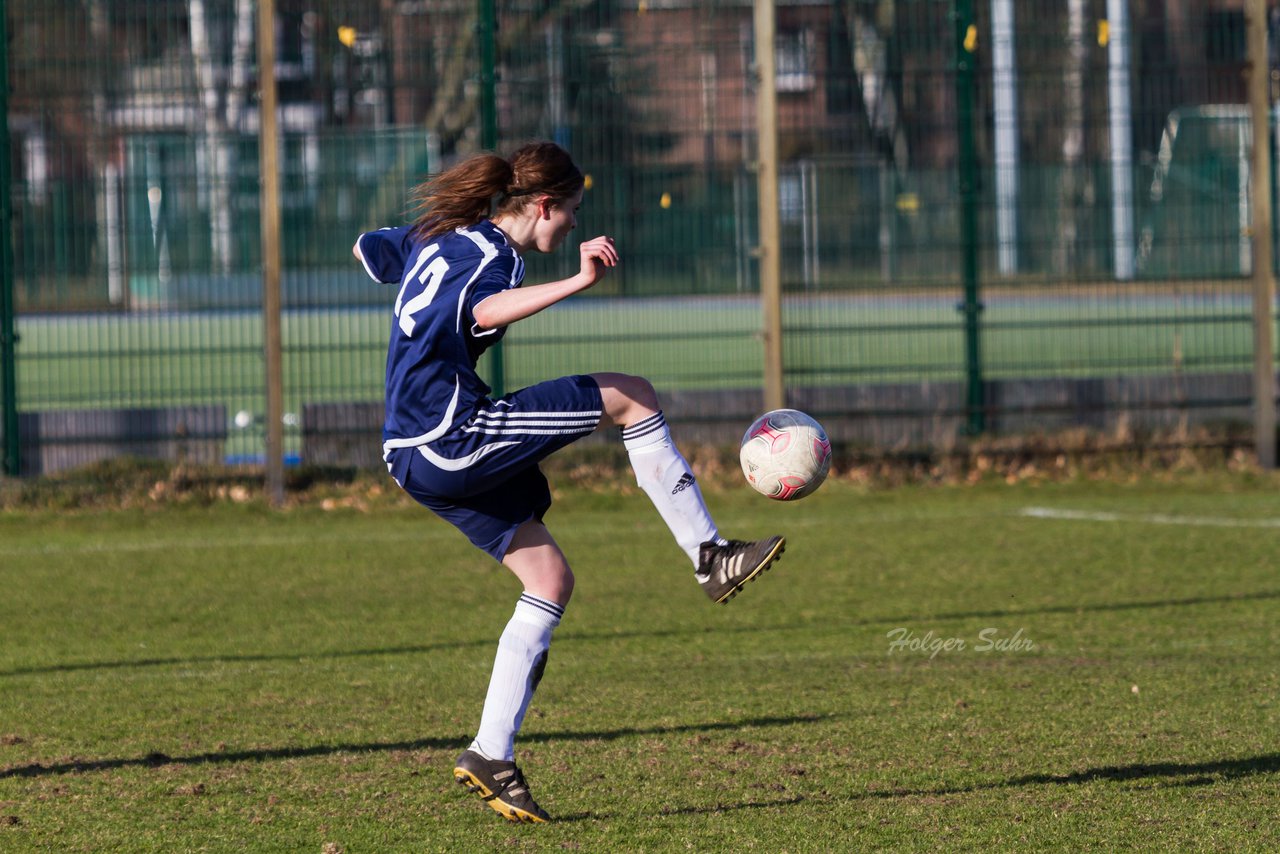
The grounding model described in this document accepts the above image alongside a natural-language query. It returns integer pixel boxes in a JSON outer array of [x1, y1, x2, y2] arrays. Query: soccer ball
[[739, 409, 832, 500]]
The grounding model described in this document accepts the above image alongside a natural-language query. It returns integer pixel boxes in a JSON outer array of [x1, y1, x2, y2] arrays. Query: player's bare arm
[[472, 236, 618, 329]]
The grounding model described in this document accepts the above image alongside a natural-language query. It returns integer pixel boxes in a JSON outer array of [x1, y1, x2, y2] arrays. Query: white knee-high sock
[[621, 411, 724, 567], [470, 593, 563, 762]]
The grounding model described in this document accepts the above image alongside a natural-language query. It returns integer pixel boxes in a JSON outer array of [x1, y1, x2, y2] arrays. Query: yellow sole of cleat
[[453, 768, 549, 824], [716, 539, 786, 604]]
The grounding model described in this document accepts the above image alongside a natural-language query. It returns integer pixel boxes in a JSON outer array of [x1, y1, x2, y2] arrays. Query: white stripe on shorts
[[469, 415, 599, 427], [463, 425, 598, 436], [474, 409, 602, 420], [466, 408, 602, 435]]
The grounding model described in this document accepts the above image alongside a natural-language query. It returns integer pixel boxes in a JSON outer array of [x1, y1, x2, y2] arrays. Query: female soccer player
[[353, 141, 784, 823]]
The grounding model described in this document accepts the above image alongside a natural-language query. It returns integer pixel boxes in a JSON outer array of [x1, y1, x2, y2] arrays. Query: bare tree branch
[[360, 0, 599, 226], [224, 0, 256, 131]]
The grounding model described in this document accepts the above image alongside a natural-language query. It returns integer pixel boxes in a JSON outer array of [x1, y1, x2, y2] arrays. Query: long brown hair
[[410, 142, 584, 240]]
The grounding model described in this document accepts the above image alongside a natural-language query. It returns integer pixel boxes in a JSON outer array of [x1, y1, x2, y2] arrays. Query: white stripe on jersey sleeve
[[356, 227, 411, 283], [354, 234, 387, 283], [454, 227, 500, 334], [473, 239, 525, 339]]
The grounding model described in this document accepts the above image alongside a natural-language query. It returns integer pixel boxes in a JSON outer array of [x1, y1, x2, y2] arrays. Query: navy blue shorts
[[385, 374, 604, 561]]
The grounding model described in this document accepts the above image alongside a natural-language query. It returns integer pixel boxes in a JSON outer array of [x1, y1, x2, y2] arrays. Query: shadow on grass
[[0, 640, 496, 678], [866, 753, 1280, 799], [567, 753, 1280, 820], [5, 587, 1277, 679], [0, 713, 826, 780], [553, 796, 809, 823], [869, 588, 1280, 628]]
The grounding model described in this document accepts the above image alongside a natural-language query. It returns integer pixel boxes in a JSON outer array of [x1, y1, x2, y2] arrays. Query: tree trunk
[[189, 0, 245, 273], [86, 0, 123, 303], [1054, 0, 1088, 274]]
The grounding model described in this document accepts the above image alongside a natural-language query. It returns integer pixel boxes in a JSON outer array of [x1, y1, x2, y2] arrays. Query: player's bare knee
[[557, 566, 576, 603], [625, 375, 659, 411], [529, 563, 573, 605], [594, 372, 659, 425]]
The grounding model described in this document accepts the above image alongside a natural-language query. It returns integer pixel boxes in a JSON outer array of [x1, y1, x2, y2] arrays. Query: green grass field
[[2, 474, 1278, 851]]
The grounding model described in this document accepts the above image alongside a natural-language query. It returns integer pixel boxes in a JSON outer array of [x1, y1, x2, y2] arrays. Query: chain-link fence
[[2, 0, 1276, 476]]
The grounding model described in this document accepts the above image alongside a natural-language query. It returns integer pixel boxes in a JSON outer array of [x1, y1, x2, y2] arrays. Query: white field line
[[1, 530, 453, 558], [1020, 506, 1280, 529]]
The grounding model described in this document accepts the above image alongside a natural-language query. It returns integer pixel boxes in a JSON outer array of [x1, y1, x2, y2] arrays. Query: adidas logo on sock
[[671, 472, 696, 495]]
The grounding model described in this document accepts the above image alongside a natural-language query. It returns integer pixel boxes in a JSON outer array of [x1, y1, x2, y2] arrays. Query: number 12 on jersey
[[395, 245, 450, 337]]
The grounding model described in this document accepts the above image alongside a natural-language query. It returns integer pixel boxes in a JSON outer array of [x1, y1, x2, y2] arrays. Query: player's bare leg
[[455, 522, 569, 823], [591, 372, 784, 601], [502, 522, 574, 606]]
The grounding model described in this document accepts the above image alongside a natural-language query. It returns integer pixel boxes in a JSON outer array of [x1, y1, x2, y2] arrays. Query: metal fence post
[[955, 0, 985, 435], [1247, 0, 1276, 468], [755, 0, 785, 412], [0, 0, 19, 476], [479, 0, 505, 398], [259, 0, 285, 504]]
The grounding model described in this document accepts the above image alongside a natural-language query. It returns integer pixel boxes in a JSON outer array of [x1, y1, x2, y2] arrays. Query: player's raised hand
[[579, 236, 619, 287]]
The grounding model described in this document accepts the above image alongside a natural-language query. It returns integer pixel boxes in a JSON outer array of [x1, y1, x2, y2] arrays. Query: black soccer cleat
[[453, 749, 550, 823], [695, 536, 786, 604]]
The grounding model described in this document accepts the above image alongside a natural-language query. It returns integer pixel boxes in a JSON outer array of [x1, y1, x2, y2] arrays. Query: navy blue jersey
[[356, 221, 525, 450]]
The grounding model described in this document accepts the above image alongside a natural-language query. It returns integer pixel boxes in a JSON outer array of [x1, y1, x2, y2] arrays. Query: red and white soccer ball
[[739, 409, 832, 501]]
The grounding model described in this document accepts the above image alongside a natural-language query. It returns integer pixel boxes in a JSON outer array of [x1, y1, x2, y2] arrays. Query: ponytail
[[410, 142, 584, 240], [410, 153, 512, 240]]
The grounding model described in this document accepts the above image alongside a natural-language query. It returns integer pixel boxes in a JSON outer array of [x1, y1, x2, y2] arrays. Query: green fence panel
[[1, 0, 1273, 475]]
